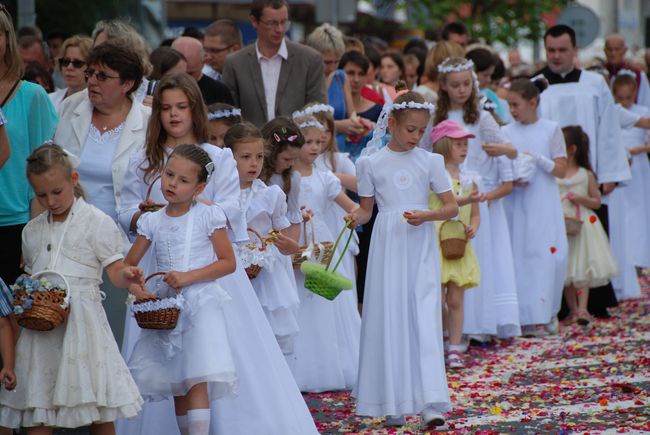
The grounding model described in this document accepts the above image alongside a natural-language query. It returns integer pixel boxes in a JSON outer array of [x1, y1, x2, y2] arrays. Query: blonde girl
[[206, 102, 242, 148], [0, 144, 143, 434], [289, 114, 361, 393], [430, 120, 481, 368], [347, 89, 457, 429]]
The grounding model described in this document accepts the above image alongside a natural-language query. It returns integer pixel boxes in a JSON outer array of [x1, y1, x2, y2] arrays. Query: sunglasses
[[58, 57, 85, 69], [84, 68, 120, 82]]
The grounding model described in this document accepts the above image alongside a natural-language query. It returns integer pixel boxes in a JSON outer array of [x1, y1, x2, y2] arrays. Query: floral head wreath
[[617, 68, 637, 79], [298, 120, 324, 130], [292, 104, 335, 119], [362, 99, 435, 157], [437, 57, 475, 74], [208, 108, 242, 121]]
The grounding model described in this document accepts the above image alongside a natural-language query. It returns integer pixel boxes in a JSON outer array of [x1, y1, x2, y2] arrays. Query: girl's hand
[[128, 283, 156, 301], [163, 271, 192, 292], [142, 95, 153, 108], [0, 367, 16, 390], [514, 180, 529, 188], [477, 192, 490, 203], [300, 206, 314, 222], [336, 118, 364, 136], [463, 190, 481, 204], [403, 210, 431, 226], [138, 199, 158, 212], [122, 266, 144, 286], [273, 232, 300, 255], [465, 224, 477, 239], [601, 182, 617, 196], [567, 192, 583, 204]]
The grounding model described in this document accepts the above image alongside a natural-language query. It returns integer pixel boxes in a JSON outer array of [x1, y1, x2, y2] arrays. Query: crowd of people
[[0, 0, 648, 434]]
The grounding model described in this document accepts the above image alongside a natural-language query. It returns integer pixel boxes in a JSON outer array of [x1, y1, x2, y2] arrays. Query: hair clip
[[287, 134, 298, 142], [207, 108, 242, 121], [273, 133, 282, 143], [205, 161, 215, 181]]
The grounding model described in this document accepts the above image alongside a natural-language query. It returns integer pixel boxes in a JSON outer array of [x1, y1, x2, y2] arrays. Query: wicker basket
[[244, 228, 267, 279], [565, 202, 583, 236], [14, 271, 70, 331], [292, 219, 334, 269], [133, 272, 180, 330], [439, 220, 468, 260], [141, 175, 166, 213], [302, 223, 355, 301]]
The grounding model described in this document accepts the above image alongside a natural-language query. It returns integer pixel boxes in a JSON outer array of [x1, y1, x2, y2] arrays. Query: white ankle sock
[[187, 408, 211, 435], [176, 414, 189, 435]]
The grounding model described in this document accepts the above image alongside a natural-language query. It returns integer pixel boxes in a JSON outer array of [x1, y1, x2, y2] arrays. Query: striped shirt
[[0, 278, 13, 317]]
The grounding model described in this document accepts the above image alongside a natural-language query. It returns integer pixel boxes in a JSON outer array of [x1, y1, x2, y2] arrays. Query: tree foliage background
[[403, 0, 570, 46]]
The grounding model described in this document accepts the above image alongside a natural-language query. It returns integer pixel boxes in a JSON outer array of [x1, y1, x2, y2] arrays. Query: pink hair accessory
[[287, 135, 298, 142], [273, 133, 282, 143], [430, 120, 475, 144]]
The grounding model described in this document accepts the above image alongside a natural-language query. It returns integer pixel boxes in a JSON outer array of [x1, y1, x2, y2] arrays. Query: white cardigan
[[54, 90, 151, 213]]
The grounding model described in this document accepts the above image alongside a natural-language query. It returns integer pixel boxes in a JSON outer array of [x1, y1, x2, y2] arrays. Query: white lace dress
[[0, 199, 143, 429]]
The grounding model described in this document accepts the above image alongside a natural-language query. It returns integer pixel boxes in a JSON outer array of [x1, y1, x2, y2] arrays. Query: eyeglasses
[[84, 68, 120, 82], [204, 44, 234, 55], [258, 19, 291, 30], [58, 57, 85, 69]]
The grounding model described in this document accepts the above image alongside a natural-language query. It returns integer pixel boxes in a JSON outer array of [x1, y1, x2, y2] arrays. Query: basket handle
[[31, 270, 72, 306], [325, 221, 355, 273], [145, 175, 162, 201], [301, 218, 317, 247], [246, 227, 267, 251], [438, 219, 468, 242], [145, 272, 167, 284]]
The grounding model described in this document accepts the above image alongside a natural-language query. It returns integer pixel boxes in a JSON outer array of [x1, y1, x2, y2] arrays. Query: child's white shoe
[[385, 415, 406, 426], [446, 350, 464, 368], [544, 316, 559, 335], [420, 407, 445, 430]]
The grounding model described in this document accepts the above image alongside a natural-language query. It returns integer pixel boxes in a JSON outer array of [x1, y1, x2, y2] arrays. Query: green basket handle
[[325, 220, 355, 273]]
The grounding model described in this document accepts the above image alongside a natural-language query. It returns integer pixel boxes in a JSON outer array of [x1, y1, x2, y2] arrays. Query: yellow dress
[[429, 176, 480, 288]]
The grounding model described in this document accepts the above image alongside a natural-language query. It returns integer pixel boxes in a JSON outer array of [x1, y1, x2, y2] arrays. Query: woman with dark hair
[[142, 46, 187, 106], [0, 5, 57, 286], [466, 47, 510, 121], [55, 41, 150, 224]]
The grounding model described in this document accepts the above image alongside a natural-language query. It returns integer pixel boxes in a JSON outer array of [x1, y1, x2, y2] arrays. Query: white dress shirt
[[202, 64, 222, 81], [256, 38, 288, 122]]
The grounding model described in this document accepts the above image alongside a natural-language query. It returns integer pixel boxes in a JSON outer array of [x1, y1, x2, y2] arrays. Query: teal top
[[0, 81, 58, 226]]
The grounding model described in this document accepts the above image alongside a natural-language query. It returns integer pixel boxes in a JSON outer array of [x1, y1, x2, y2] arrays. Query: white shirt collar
[[255, 38, 288, 61]]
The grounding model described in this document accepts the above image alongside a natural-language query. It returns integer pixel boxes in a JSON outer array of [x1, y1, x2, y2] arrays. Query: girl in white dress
[[609, 73, 650, 300], [290, 114, 361, 393], [503, 79, 569, 336], [558, 126, 618, 325], [225, 122, 301, 354], [347, 88, 457, 430], [295, 103, 361, 307], [434, 57, 521, 339], [125, 144, 238, 435], [116, 74, 318, 435], [0, 144, 144, 433]]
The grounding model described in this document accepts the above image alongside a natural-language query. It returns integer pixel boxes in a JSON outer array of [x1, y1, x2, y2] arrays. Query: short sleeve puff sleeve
[[355, 156, 375, 197], [136, 209, 156, 241], [268, 186, 291, 231], [323, 170, 343, 201], [204, 204, 228, 237], [92, 212, 125, 268], [429, 153, 452, 194]]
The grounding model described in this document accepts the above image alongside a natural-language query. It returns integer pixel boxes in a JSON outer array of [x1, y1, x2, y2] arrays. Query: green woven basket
[[301, 223, 355, 301]]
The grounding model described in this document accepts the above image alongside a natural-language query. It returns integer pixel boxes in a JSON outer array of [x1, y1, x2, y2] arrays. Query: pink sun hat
[[430, 120, 475, 144]]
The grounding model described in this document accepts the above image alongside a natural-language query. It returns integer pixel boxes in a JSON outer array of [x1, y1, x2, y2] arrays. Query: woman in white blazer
[[54, 41, 151, 223]]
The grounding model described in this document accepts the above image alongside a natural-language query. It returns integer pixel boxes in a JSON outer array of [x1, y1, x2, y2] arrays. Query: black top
[[198, 74, 234, 106], [534, 66, 582, 85]]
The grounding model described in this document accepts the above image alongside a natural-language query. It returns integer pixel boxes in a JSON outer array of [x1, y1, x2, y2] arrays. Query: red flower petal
[[550, 246, 557, 254], [589, 215, 597, 224]]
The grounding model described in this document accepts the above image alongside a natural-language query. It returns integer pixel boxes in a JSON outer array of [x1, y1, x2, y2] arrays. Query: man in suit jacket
[[222, 0, 327, 127]]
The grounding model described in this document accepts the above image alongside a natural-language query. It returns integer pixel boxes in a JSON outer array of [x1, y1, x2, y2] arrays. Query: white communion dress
[[353, 146, 452, 417], [0, 199, 143, 429]]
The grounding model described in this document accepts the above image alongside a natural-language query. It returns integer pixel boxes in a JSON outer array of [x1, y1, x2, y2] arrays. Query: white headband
[[617, 68, 637, 78], [292, 104, 335, 119], [438, 58, 475, 74], [298, 120, 324, 130], [208, 108, 242, 121]]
